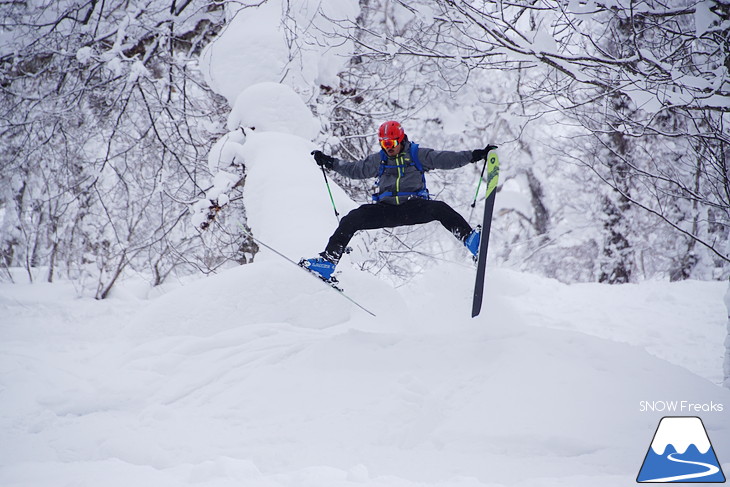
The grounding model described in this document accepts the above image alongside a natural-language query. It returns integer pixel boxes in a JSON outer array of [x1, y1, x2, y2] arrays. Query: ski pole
[[471, 155, 489, 209], [321, 166, 340, 222], [468, 155, 488, 223]]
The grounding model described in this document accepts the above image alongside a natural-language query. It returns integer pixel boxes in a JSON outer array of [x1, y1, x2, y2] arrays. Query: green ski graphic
[[472, 150, 499, 318]]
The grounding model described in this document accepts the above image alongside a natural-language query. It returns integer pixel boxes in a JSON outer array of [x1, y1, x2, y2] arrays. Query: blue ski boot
[[464, 226, 481, 258], [299, 256, 337, 281]]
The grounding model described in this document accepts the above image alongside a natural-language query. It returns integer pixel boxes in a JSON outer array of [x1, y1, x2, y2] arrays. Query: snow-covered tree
[[2, 0, 727, 302], [325, 0, 729, 281], [0, 0, 254, 296]]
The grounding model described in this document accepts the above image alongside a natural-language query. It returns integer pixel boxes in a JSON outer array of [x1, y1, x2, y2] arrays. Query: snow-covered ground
[[1, 261, 728, 487]]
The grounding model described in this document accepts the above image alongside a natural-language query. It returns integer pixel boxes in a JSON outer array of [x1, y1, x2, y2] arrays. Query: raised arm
[[417, 147, 474, 171], [312, 150, 381, 180]]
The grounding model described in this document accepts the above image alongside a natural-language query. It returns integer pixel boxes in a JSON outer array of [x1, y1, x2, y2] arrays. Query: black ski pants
[[323, 198, 473, 262]]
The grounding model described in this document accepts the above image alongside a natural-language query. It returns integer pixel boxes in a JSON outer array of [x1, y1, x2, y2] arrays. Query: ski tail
[[472, 150, 499, 318], [238, 224, 376, 317]]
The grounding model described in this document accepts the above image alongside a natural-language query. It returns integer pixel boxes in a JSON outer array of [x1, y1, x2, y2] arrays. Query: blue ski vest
[[372, 142, 429, 204]]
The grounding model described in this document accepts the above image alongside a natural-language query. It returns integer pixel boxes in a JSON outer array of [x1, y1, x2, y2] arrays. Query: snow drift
[[1, 261, 729, 487]]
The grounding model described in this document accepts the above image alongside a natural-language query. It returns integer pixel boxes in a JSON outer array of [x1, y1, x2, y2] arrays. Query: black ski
[[472, 150, 500, 318], [238, 225, 376, 317]]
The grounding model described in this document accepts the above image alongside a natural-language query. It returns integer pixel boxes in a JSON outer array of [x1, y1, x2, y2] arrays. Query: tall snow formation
[[195, 0, 360, 258]]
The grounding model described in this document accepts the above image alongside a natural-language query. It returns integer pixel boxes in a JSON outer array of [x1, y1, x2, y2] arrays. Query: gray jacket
[[333, 140, 472, 205]]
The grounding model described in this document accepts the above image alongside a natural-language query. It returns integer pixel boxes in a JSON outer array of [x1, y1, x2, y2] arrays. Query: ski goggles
[[379, 138, 399, 150]]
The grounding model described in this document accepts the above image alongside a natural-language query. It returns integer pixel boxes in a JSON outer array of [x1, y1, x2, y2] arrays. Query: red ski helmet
[[378, 120, 405, 149]]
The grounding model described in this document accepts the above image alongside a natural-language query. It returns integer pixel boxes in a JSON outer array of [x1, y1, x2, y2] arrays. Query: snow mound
[[227, 82, 319, 140], [127, 260, 401, 337], [2, 263, 729, 487]]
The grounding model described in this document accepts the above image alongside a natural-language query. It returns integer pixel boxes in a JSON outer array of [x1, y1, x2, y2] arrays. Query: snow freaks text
[[639, 401, 724, 413]]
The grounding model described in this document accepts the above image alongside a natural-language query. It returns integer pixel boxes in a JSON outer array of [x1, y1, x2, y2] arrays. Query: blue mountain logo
[[637, 416, 725, 483]]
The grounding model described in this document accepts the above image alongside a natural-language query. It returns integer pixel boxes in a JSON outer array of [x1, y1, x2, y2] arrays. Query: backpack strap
[[372, 142, 429, 202], [409, 142, 428, 197], [378, 149, 388, 178], [377, 143, 423, 173], [410, 143, 423, 171]]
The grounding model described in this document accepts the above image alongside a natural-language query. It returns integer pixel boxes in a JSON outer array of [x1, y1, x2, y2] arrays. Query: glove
[[471, 144, 498, 162], [311, 150, 335, 169]]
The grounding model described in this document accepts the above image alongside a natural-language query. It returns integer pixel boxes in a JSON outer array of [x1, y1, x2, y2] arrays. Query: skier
[[301, 120, 497, 281]]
